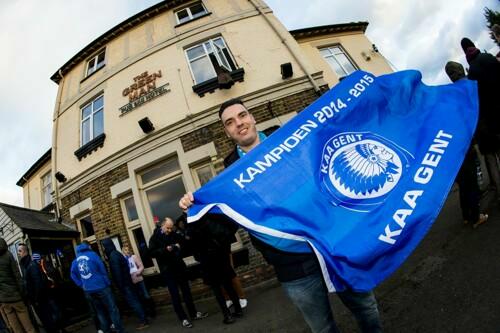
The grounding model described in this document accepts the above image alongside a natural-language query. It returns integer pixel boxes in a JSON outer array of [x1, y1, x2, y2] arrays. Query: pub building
[[14, 0, 393, 307]]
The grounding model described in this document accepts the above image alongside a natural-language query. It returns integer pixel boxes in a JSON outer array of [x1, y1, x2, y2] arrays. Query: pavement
[[75, 186, 500, 333]]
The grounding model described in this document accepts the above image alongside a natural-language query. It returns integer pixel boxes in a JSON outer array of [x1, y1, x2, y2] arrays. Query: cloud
[[1, 0, 498, 207]]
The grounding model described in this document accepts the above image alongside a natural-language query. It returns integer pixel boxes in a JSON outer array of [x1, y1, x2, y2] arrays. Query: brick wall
[[60, 164, 131, 250]]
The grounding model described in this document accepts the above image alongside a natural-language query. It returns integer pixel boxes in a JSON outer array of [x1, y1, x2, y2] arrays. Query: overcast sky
[[0, 0, 497, 207]]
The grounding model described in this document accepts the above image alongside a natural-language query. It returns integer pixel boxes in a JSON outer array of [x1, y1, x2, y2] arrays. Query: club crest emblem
[[320, 132, 413, 212], [77, 256, 93, 279]]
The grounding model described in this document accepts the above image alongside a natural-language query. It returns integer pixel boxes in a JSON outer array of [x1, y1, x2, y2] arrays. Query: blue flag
[[188, 70, 478, 292]]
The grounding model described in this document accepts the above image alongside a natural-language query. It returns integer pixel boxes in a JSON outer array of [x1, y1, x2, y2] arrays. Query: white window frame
[[175, 2, 208, 25], [120, 194, 157, 275], [85, 49, 106, 77], [80, 95, 104, 146], [320, 44, 357, 77], [190, 160, 217, 188], [185, 37, 237, 84], [41, 171, 52, 207], [77, 214, 96, 244]]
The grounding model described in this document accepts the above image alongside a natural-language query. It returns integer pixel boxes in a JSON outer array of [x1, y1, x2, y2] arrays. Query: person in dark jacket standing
[[148, 218, 207, 329], [179, 98, 382, 333], [70, 242, 125, 333], [182, 213, 243, 324], [101, 239, 149, 330], [445, 61, 489, 228], [18, 244, 59, 333], [0, 238, 36, 333], [461, 37, 500, 203]]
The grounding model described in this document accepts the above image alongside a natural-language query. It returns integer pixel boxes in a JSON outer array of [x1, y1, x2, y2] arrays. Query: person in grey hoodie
[[0, 238, 36, 333]]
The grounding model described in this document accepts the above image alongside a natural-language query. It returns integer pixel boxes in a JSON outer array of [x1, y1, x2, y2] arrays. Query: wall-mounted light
[[280, 62, 293, 79], [55, 172, 67, 183], [138, 117, 155, 134], [361, 51, 371, 61]]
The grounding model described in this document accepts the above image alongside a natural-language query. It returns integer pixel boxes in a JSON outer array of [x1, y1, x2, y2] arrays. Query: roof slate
[[0, 203, 78, 236]]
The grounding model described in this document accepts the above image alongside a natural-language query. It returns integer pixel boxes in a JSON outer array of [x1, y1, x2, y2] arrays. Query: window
[[191, 161, 216, 187], [175, 2, 208, 24], [120, 195, 154, 270], [78, 214, 95, 241], [41, 171, 52, 207], [320, 45, 357, 78], [186, 37, 237, 84], [81, 95, 104, 146], [139, 156, 186, 225], [86, 49, 106, 77]]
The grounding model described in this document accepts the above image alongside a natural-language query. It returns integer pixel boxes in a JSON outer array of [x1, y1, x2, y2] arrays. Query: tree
[[484, 7, 500, 46]]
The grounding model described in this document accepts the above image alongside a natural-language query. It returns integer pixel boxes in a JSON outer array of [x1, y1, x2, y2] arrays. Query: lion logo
[[320, 132, 412, 211]]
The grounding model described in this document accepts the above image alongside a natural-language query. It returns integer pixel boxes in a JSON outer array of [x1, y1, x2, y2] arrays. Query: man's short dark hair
[[219, 98, 245, 118]]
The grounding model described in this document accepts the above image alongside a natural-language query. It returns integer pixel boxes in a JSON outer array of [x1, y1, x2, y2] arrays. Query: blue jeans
[[282, 272, 382, 333], [121, 285, 146, 323], [135, 281, 150, 300], [87, 287, 125, 333], [282, 272, 339, 333], [338, 289, 382, 333]]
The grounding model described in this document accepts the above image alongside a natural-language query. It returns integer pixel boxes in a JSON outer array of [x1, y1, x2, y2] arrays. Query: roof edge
[[289, 22, 369, 39], [16, 148, 52, 187], [50, 0, 190, 84]]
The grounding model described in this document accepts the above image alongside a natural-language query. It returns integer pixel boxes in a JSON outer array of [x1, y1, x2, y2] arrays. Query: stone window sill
[[74, 133, 106, 161]]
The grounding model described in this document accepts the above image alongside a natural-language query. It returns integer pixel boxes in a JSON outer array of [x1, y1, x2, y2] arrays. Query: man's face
[[221, 104, 258, 149], [161, 219, 174, 235], [17, 245, 28, 258]]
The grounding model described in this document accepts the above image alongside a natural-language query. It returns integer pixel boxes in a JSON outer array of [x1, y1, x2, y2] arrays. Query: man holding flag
[[180, 99, 382, 332], [179, 70, 478, 333]]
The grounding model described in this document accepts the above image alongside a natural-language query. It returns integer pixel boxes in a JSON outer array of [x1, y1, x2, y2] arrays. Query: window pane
[[190, 3, 206, 17], [141, 158, 180, 185], [82, 119, 91, 145], [132, 228, 154, 268], [186, 45, 206, 60], [93, 110, 103, 138], [204, 41, 213, 53], [93, 95, 104, 110], [124, 197, 139, 221], [80, 216, 95, 238], [145, 176, 185, 224], [82, 104, 92, 119], [214, 43, 231, 70], [325, 56, 346, 77], [213, 38, 225, 48], [87, 58, 96, 75], [319, 49, 332, 57], [96, 51, 105, 67], [196, 165, 215, 186], [190, 56, 216, 83], [177, 9, 189, 23], [43, 187, 52, 206], [331, 47, 342, 54], [336, 53, 356, 75], [42, 173, 51, 187]]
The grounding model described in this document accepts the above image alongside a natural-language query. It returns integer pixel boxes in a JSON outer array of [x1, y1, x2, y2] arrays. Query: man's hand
[[179, 192, 194, 211]]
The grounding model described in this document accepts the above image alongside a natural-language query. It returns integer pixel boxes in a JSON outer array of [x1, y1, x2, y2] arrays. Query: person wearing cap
[[179, 99, 382, 333], [0, 238, 36, 333], [18, 244, 59, 333], [148, 217, 208, 329], [460, 38, 500, 204], [445, 61, 489, 228]]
